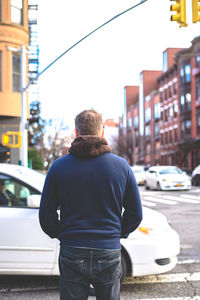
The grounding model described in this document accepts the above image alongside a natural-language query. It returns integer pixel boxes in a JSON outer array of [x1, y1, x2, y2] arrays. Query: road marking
[[178, 259, 200, 264], [141, 200, 156, 207], [162, 195, 199, 204], [124, 272, 200, 284], [122, 296, 200, 300], [180, 194, 200, 201], [143, 196, 177, 205]]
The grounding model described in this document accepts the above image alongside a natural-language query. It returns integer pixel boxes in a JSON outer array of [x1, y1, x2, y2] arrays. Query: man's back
[[40, 151, 142, 249]]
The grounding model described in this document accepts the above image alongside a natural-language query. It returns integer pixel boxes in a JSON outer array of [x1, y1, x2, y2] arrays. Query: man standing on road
[[39, 109, 142, 300]]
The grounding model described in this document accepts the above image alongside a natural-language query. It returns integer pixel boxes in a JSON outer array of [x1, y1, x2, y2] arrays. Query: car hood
[[159, 174, 188, 181]]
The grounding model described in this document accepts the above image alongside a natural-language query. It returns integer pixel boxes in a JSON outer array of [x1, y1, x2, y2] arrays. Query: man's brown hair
[[75, 109, 103, 135]]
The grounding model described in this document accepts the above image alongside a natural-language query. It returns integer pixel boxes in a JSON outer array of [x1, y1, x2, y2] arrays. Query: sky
[[37, 0, 200, 130]]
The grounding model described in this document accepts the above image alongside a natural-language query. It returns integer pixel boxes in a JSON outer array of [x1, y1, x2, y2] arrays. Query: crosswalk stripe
[[124, 272, 200, 284], [180, 194, 200, 201], [141, 200, 156, 207], [143, 196, 177, 205], [162, 195, 199, 204]]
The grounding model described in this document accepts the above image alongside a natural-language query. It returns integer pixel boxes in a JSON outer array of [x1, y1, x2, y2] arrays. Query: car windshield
[[159, 167, 183, 175]]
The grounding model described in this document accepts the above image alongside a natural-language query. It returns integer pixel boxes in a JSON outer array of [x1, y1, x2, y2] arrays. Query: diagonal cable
[[26, 0, 148, 90]]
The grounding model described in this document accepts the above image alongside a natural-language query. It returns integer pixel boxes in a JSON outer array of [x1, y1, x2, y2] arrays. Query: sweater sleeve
[[39, 165, 60, 239], [121, 167, 143, 238]]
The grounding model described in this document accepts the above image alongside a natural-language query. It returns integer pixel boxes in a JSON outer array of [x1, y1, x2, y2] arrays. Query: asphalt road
[[0, 186, 200, 299]]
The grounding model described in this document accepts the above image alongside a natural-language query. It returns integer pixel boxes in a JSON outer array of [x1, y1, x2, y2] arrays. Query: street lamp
[[7, 46, 28, 167]]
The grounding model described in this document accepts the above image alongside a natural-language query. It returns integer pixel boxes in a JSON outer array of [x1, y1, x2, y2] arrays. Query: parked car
[[0, 163, 180, 281], [145, 165, 191, 191], [191, 165, 200, 186], [131, 165, 147, 185]]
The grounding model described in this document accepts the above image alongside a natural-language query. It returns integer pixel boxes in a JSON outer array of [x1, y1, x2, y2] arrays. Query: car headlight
[[162, 179, 168, 182]]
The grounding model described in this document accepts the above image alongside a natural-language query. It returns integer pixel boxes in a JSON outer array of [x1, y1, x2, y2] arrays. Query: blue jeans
[[59, 246, 122, 300]]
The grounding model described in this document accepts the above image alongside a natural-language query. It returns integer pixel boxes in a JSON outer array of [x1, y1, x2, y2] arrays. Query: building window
[[174, 102, 178, 118], [128, 117, 132, 128], [12, 53, 21, 92], [185, 93, 191, 110], [197, 109, 200, 134], [173, 82, 177, 95], [185, 65, 191, 83], [163, 51, 168, 72], [169, 106, 173, 119], [185, 119, 191, 135], [145, 125, 151, 137], [145, 107, 151, 123], [165, 131, 168, 144], [196, 75, 200, 103], [164, 88, 168, 100], [174, 128, 178, 142], [160, 90, 164, 102], [164, 109, 168, 122], [196, 53, 200, 68], [145, 95, 150, 102], [180, 95, 185, 112], [11, 0, 23, 25], [180, 62, 191, 84], [169, 130, 172, 143], [169, 85, 172, 98], [154, 103, 160, 120], [134, 115, 139, 129], [161, 133, 164, 145], [154, 123, 160, 138]]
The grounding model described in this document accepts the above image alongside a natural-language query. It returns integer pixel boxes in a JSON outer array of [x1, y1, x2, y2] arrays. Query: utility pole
[[20, 46, 28, 168]]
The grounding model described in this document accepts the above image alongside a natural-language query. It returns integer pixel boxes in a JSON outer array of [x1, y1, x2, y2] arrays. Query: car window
[[0, 173, 40, 207], [159, 168, 183, 175]]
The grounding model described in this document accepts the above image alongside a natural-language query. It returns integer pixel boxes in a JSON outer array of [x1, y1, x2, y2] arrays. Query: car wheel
[[145, 181, 150, 190], [157, 182, 161, 191]]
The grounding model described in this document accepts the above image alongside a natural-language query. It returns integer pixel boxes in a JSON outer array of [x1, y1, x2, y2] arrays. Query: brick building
[[120, 37, 200, 170]]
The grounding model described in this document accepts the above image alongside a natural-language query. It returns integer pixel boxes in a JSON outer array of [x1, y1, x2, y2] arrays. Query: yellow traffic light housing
[[192, 0, 200, 23], [2, 132, 21, 148], [170, 0, 187, 27]]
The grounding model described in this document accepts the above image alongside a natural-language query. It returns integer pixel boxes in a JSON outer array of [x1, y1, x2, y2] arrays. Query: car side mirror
[[27, 194, 41, 208]]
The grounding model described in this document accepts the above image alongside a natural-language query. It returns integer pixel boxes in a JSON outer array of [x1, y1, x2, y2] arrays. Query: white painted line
[[143, 196, 177, 205], [142, 200, 157, 207], [124, 272, 200, 284], [178, 259, 200, 264], [180, 194, 200, 201], [162, 195, 199, 204], [122, 296, 200, 300]]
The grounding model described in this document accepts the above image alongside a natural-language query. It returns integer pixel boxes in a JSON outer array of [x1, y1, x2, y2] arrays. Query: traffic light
[[192, 0, 200, 23], [2, 132, 21, 148], [170, 0, 187, 27]]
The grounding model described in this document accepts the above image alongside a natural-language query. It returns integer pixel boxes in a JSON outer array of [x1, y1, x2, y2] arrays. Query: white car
[[191, 165, 200, 186], [145, 166, 191, 191], [131, 165, 147, 185], [0, 163, 180, 281]]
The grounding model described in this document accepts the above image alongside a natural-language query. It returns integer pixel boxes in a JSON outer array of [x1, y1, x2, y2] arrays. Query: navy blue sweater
[[39, 151, 142, 249]]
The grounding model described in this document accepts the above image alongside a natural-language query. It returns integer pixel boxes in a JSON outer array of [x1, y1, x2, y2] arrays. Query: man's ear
[[74, 128, 79, 137]]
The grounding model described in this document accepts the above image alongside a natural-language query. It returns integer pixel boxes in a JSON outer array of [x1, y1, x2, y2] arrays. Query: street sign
[[2, 132, 21, 148]]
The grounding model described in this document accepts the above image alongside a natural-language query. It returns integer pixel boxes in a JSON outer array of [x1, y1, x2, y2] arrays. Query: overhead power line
[[26, 0, 148, 90]]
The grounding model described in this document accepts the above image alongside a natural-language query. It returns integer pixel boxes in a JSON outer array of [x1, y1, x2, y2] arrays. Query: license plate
[[176, 183, 183, 187]]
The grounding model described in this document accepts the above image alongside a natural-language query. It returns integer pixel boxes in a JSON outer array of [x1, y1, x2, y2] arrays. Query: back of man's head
[[75, 110, 103, 136]]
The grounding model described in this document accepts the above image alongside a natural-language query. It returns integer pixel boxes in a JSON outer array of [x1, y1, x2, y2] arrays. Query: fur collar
[[69, 135, 112, 158]]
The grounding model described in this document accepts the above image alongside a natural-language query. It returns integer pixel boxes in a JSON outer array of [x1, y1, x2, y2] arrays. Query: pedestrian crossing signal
[[2, 132, 21, 148]]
